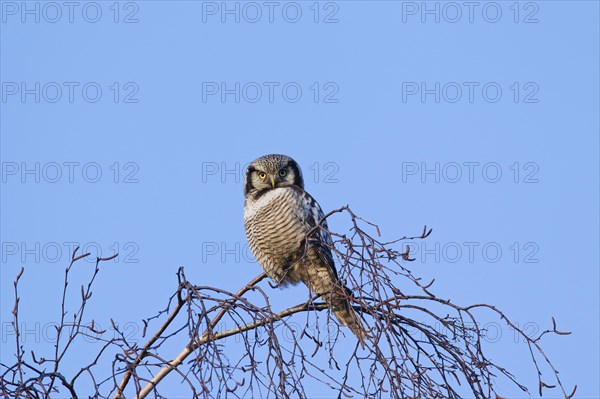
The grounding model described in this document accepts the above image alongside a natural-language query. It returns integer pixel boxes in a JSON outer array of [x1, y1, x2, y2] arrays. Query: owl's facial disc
[[244, 154, 305, 195]]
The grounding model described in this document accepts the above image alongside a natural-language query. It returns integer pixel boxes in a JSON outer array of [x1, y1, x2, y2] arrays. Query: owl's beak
[[270, 176, 276, 188]]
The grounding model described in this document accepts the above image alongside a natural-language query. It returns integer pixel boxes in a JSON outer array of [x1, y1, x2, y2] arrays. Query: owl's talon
[[268, 280, 281, 289]]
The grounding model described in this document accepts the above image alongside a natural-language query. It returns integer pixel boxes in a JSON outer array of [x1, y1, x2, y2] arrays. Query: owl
[[244, 154, 366, 347]]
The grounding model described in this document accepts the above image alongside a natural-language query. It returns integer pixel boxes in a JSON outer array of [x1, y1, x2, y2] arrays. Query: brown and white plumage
[[244, 154, 366, 347]]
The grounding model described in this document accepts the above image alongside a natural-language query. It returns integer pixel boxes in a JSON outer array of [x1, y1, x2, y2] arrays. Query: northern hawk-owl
[[244, 154, 366, 347]]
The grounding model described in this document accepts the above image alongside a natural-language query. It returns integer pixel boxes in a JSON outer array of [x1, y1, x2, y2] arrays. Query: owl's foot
[[268, 280, 282, 289]]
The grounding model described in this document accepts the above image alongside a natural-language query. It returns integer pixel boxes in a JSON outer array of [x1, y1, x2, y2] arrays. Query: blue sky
[[1, 1, 599, 397]]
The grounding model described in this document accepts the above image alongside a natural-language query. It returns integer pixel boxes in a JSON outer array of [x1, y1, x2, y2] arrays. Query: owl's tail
[[330, 289, 367, 349], [298, 248, 368, 348]]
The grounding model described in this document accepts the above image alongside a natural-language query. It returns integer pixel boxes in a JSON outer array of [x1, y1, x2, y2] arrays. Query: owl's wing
[[297, 189, 338, 280], [291, 189, 366, 347]]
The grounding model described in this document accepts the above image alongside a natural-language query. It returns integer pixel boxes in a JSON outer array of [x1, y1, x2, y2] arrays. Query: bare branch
[[1, 207, 573, 399]]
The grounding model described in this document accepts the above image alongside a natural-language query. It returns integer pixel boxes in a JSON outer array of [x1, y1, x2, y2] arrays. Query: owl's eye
[[258, 172, 267, 179], [278, 169, 287, 177]]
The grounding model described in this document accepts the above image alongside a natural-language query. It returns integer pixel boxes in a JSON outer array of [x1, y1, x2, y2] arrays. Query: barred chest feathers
[[244, 187, 314, 285]]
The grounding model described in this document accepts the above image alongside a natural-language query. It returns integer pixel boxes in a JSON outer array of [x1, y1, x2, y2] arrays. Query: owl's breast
[[244, 188, 309, 283]]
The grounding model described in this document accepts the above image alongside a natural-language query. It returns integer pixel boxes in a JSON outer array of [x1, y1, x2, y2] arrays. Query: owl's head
[[245, 154, 304, 195]]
